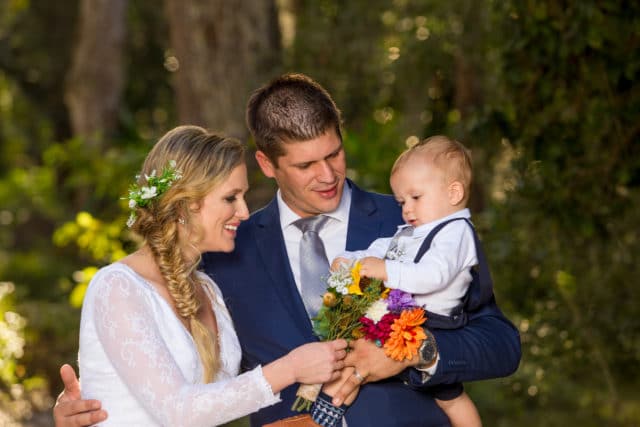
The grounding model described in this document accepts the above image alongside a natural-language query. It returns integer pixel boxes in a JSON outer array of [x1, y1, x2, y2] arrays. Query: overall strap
[[414, 218, 494, 325], [413, 218, 468, 263]]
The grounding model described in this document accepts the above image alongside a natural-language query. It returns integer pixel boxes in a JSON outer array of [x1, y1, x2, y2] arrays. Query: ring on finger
[[353, 369, 365, 383]]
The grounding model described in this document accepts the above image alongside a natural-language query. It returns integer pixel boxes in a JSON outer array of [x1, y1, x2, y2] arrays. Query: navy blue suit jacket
[[202, 181, 520, 427]]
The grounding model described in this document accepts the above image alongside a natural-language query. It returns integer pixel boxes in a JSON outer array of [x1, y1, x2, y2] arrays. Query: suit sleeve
[[405, 299, 521, 388]]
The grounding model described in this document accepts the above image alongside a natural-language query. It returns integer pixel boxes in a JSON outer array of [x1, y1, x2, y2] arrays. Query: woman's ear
[[255, 151, 276, 178], [448, 181, 465, 206]]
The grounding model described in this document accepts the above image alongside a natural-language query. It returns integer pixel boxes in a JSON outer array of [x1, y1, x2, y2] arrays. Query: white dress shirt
[[278, 184, 352, 294]]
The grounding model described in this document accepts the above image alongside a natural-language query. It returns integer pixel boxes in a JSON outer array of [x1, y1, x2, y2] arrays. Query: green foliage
[[0, 0, 638, 425], [0, 282, 52, 423], [467, 1, 640, 425], [291, 1, 640, 425]]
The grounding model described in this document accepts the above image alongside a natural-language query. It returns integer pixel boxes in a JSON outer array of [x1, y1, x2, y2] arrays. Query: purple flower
[[386, 289, 418, 312]]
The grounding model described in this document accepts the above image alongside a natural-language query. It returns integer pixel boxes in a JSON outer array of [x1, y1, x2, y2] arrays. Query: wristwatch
[[416, 328, 438, 370]]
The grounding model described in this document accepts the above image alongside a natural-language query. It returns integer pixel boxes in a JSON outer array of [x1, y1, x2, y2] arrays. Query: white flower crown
[[124, 160, 182, 228]]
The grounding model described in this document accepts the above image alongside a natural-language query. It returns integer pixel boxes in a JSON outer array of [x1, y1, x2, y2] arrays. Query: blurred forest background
[[0, 0, 638, 426]]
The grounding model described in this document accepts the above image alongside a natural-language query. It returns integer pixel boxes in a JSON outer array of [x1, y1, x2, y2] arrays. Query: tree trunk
[[65, 0, 127, 146], [165, 0, 281, 140]]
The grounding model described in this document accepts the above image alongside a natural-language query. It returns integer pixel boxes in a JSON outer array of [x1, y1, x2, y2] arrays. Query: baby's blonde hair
[[130, 125, 246, 383], [392, 135, 472, 203]]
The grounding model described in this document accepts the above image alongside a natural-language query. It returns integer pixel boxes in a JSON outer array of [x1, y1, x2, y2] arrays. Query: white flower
[[124, 160, 181, 227], [144, 169, 157, 181], [330, 278, 350, 295], [364, 300, 389, 323], [140, 186, 158, 199], [126, 213, 136, 228], [327, 267, 353, 295]]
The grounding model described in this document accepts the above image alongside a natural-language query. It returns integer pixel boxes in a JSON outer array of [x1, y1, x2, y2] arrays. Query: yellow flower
[[347, 261, 363, 295]]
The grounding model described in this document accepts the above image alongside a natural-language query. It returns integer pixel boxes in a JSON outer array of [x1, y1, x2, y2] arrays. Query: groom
[[54, 74, 520, 426], [204, 74, 520, 426]]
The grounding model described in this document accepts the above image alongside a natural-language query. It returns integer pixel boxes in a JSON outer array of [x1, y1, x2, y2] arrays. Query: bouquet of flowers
[[292, 260, 427, 411]]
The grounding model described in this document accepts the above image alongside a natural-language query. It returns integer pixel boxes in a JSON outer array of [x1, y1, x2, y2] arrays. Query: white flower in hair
[[122, 160, 182, 228], [126, 213, 136, 228], [140, 186, 158, 199]]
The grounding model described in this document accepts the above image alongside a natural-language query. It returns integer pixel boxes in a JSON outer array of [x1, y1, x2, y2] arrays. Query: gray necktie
[[294, 215, 331, 318], [385, 226, 414, 259]]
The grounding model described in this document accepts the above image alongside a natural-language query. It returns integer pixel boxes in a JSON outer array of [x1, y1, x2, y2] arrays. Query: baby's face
[[390, 158, 456, 227]]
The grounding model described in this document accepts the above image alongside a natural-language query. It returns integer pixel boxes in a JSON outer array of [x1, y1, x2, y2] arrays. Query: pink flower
[[359, 312, 399, 345]]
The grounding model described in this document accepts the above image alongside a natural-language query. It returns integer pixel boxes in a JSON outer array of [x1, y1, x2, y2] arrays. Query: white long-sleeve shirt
[[337, 209, 477, 316]]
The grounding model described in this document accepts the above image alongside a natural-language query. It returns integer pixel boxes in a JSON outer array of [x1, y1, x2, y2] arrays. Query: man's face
[[256, 130, 346, 218]]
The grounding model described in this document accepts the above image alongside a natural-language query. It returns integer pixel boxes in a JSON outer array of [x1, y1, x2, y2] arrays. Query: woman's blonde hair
[[129, 125, 246, 382]]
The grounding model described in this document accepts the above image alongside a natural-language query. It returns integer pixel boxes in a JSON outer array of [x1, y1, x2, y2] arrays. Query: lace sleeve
[[90, 269, 280, 426]]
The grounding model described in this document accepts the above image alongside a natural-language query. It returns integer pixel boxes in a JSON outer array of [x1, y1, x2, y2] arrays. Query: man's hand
[[321, 366, 360, 406], [358, 257, 387, 281], [53, 364, 107, 427], [331, 339, 416, 406]]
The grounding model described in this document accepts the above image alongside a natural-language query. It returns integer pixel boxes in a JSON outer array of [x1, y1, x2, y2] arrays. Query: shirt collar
[[277, 182, 352, 230]]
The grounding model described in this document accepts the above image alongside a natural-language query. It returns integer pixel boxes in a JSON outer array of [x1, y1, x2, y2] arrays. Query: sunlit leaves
[[53, 212, 128, 264], [69, 266, 98, 308]]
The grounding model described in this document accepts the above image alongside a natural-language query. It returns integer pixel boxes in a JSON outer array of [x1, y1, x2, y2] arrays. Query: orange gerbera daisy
[[383, 308, 427, 361]]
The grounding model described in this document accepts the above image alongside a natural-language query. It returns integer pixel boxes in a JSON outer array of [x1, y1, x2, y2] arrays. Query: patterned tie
[[385, 225, 414, 260], [294, 215, 331, 318]]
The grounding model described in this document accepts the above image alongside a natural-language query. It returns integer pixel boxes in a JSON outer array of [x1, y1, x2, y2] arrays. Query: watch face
[[421, 334, 437, 363]]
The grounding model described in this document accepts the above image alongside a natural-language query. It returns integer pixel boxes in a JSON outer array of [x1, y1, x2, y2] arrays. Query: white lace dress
[[78, 263, 280, 426]]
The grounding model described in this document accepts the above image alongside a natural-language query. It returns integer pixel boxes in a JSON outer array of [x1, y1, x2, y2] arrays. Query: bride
[[76, 125, 347, 426]]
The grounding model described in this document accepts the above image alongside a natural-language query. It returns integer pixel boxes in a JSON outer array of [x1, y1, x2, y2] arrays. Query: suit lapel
[[253, 199, 316, 338], [345, 181, 384, 251]]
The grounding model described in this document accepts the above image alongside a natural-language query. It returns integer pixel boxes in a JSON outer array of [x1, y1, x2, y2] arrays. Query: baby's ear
[[448, 181, 465, 206]]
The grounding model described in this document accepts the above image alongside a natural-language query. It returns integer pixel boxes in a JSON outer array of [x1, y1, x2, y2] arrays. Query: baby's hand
[[358, 257, 387, 281], [331, 257, 350, 271]]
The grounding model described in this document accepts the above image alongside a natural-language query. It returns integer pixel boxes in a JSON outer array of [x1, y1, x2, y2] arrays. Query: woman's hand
[[287, 339, 348, 384]]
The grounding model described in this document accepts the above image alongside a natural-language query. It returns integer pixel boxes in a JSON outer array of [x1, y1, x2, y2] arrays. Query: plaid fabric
[[310, 392, 347, 427]]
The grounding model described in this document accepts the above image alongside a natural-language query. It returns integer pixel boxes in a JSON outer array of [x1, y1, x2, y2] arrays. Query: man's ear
[[255, 151, 276, 178], [448, 181, 465, 206]]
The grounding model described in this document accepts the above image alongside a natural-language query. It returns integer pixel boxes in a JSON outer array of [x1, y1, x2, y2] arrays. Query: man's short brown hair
[[246, 73, 343, 164]]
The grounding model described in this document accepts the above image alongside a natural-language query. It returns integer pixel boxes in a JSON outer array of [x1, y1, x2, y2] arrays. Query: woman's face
[[192, 163, 250, 253]]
